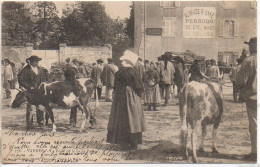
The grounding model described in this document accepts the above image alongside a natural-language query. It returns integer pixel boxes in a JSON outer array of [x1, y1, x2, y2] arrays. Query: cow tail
[[179, 86, 188, 149]]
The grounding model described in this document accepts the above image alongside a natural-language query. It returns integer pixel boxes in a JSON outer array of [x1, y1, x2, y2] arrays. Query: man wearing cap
[[101, 58, 118, 102], [91, 59, 104, 100], [229, 58, 242, 102], [236, 37, 257, 161], [18, 55, 44, 128]]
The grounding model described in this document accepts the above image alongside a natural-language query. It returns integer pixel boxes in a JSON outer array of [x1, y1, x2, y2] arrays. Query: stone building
[[134, 1, 257, 64]]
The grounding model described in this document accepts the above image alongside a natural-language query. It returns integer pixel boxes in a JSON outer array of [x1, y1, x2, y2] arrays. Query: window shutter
[[174, 19, 178, 37], [234, 18, 239, 37], [163, 17, 176, 37], [162, 18, 166, 36], [251, 1, 257, 9], [218, 52, 224, 62], [166, 20, 170, 36], [174, 1, 180, 7], [160, 1, 164, 7], [219, 19, 224, 37], [170, 20, 173, 36]]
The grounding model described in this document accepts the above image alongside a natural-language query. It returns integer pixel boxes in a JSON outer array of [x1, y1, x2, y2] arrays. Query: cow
[[179, 81, 224, 163], [11, 78, 96, 133]]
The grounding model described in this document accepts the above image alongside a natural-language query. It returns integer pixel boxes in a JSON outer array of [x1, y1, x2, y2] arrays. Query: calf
[[179, 81, 224, 163], [12, 78, 96, 133]]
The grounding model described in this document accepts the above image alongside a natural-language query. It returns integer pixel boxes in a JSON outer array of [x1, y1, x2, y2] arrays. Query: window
[[224, 20, 234, 37], [160, 1, 180, 8], [218, 52, 237, 64], [221, 2, 237, 9], [163, 17, 176, 37], [219, 18, 239, 38]]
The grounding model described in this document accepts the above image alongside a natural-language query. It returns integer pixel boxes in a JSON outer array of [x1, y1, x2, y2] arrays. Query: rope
[[222, 84, 234, 88]]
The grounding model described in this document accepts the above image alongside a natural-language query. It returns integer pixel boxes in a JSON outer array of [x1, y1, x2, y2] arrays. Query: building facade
[[134, 1, 257, 64]]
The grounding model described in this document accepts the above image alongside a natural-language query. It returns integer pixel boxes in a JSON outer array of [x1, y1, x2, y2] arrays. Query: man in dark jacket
[[236, 37, 257, 161], [172, 56, 185, 97], [91, 59, 104, 100], [18, 55, 44, 128], [101, 58, 118, 102]]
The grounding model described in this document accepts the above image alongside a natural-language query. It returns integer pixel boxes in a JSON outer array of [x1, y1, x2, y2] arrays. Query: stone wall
[[59, 44, 112, 64], [2, 43, 112, 69]]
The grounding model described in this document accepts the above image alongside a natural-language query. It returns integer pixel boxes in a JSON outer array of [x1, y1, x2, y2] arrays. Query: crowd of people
[[2, 37, 256, 159]]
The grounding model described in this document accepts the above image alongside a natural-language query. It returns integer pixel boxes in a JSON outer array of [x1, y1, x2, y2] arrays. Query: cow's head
[[10, 88, 27, 108], [75, 78, 95, 101]]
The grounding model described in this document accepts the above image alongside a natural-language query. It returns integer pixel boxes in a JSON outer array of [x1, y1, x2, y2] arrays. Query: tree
[[125, 2, 134, 47], [61, 2, 116, 46], [31, 1, 61, 49], [2, 2, 34, 46]]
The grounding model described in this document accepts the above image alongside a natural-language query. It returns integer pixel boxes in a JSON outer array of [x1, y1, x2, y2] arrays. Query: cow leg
[[191, 125, 199, 163], [88, 102, 96, 129], [211, 126, 218, 153], [44, 105, 56, 133], [79, 105, 89, 133], [199, 124, 207, 152], [26, 103, 34, 130], [180, 121, 189, 160], [45, 111, 49, 126], [38, 105, 49, 127], [70, 106, 77, 128], [36, 106, 44, 125]]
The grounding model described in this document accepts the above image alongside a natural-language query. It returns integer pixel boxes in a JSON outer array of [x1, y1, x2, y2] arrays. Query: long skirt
[[144, 84, 161, 104], [107, 86, 145, 146]]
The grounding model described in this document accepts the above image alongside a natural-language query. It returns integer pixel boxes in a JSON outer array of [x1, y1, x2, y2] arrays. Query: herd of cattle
[[7, 68, 224, 163]]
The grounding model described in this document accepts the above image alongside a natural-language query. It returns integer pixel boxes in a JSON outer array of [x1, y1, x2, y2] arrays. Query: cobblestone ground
[[1, 74, 255, 163]]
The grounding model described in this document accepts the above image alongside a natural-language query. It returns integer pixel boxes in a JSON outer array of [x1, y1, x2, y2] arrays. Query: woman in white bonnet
[[107, 49, 146, 150]]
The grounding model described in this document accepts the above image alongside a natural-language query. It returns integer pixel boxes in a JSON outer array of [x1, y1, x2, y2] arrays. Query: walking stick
[[95, 88, 99, 108]]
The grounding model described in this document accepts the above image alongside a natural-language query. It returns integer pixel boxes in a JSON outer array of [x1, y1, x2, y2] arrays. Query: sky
[[53, 1, 131, 19]]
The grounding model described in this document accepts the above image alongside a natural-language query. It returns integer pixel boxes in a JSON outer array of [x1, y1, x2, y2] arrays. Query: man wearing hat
[[158, 52, 175, 106], [188, 59, 209, 82], [101, 58, 118, 102], [229, 58, 242, 102], [18, 55, 44, 128], [236, 37, 257, 161], [91, 59, 104, 100]]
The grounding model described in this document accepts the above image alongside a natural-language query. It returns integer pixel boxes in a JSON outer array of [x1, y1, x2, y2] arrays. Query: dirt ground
[[1, 74, 256, 164]]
